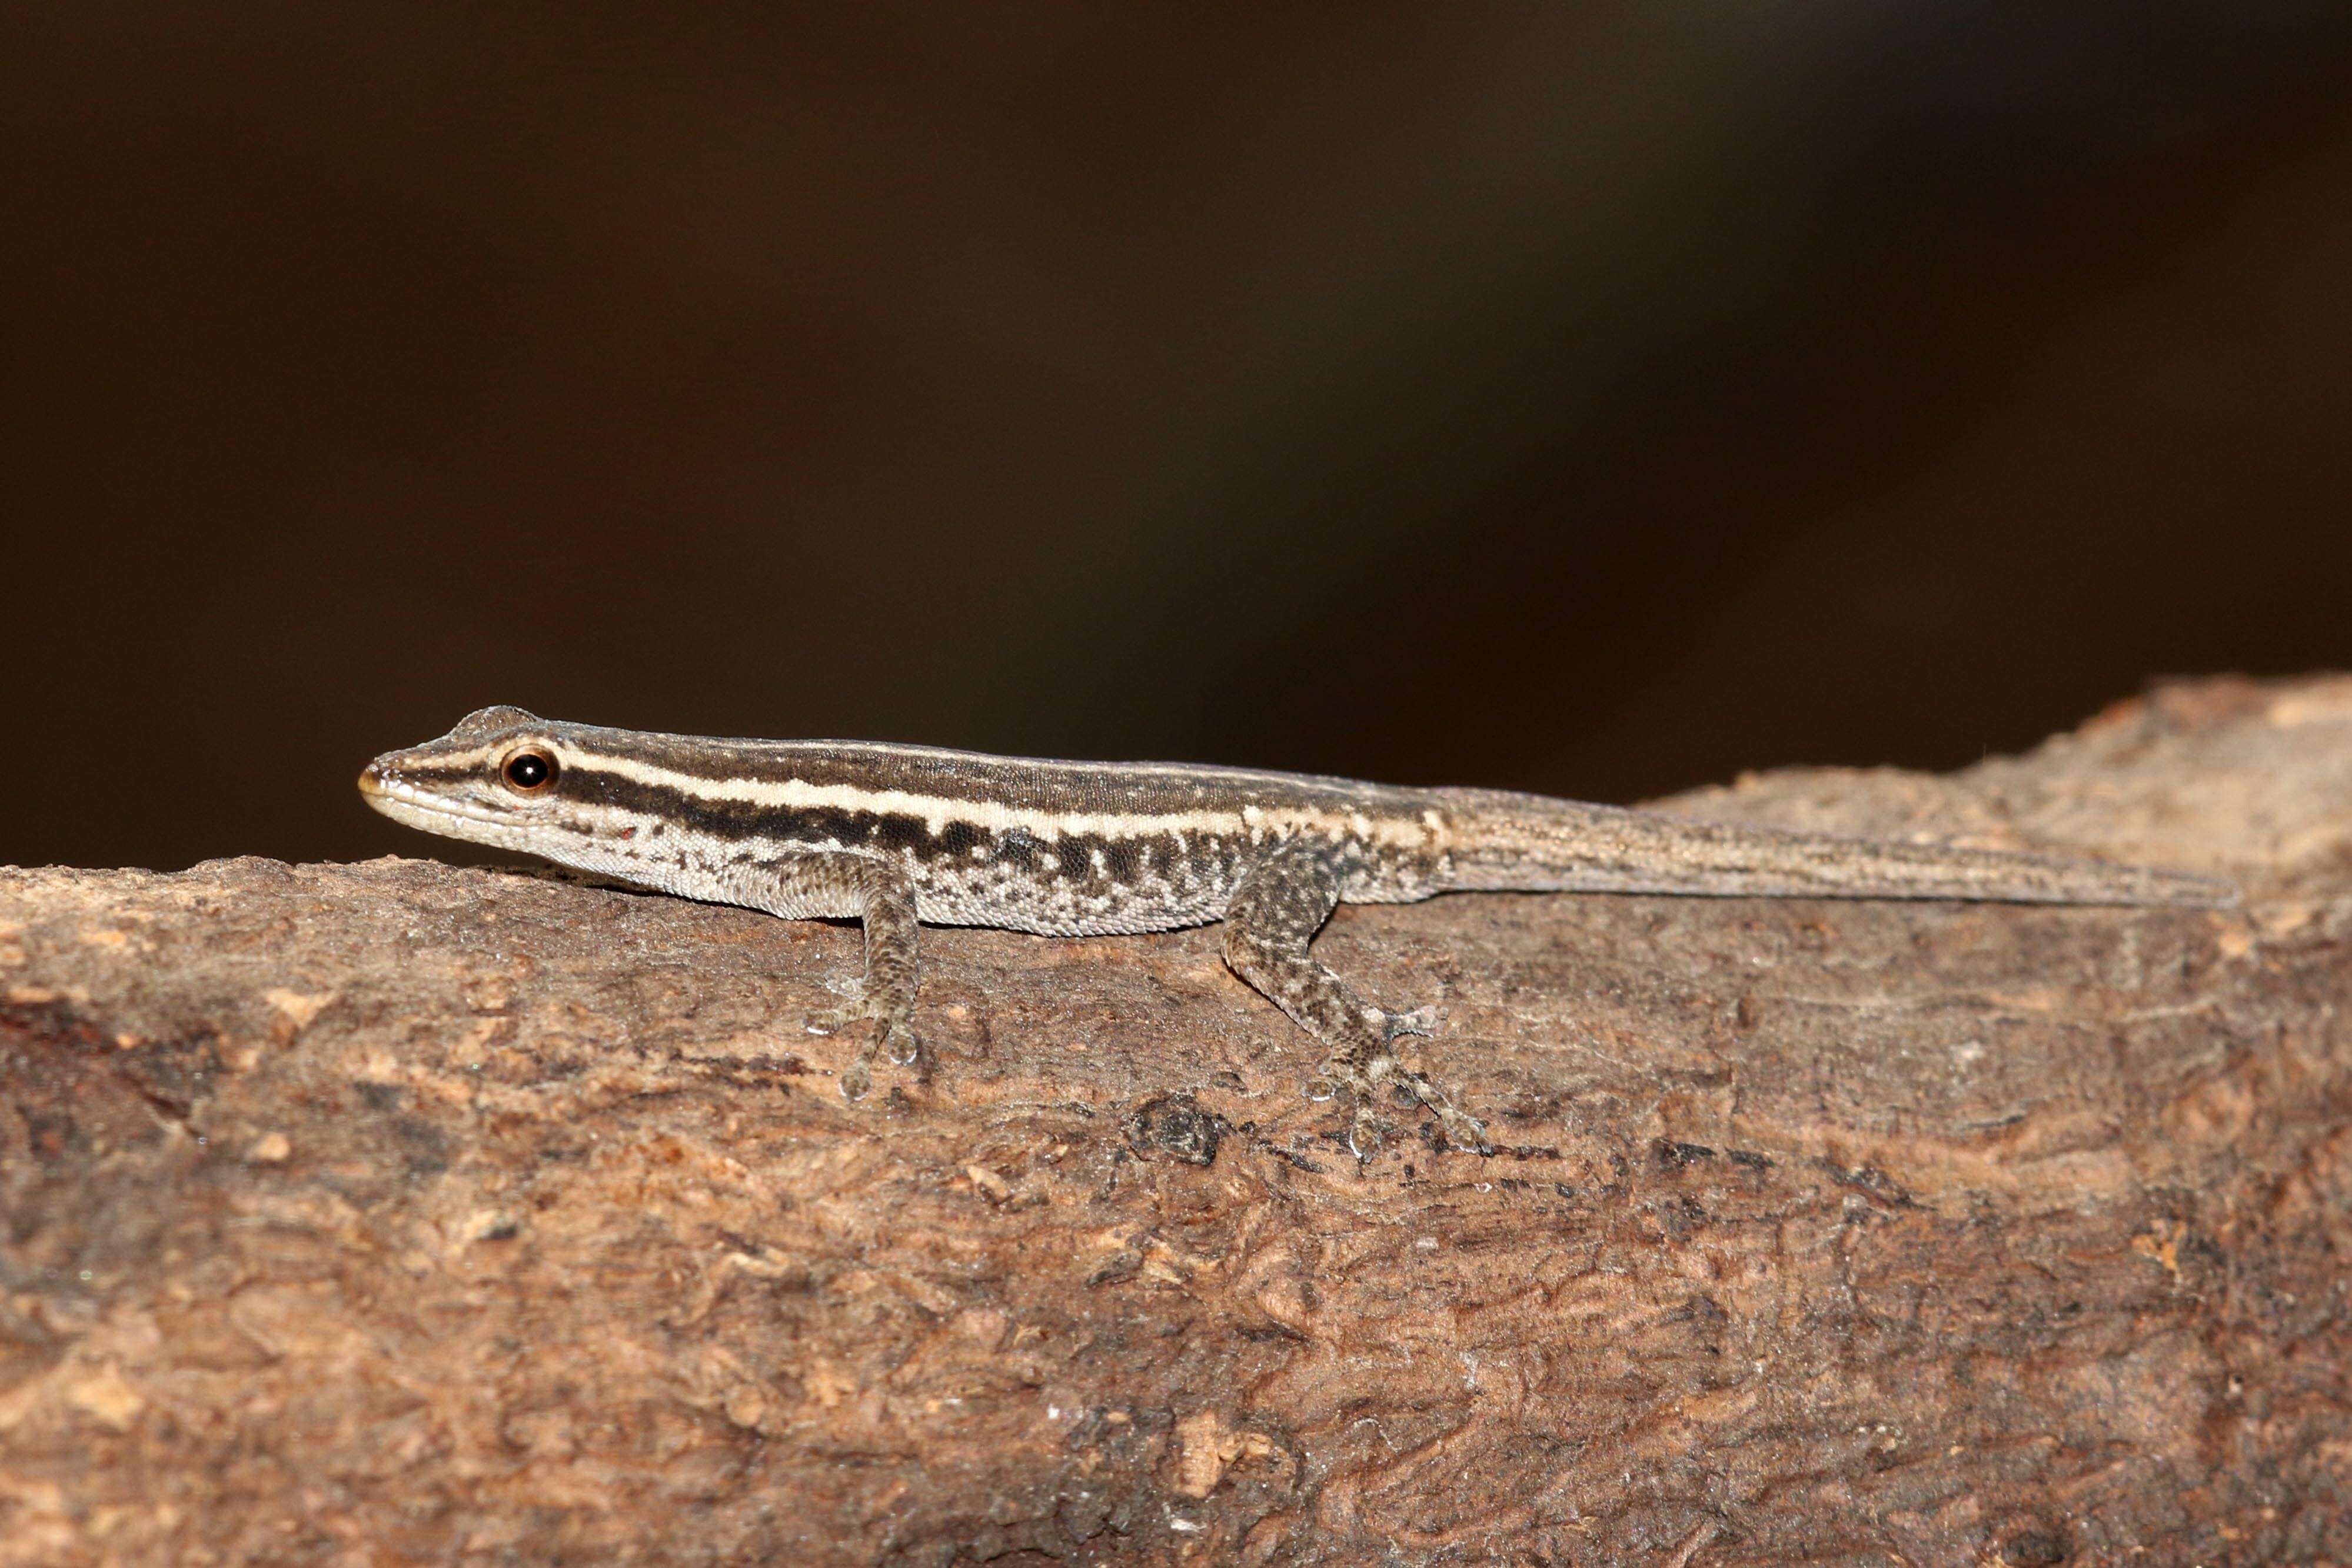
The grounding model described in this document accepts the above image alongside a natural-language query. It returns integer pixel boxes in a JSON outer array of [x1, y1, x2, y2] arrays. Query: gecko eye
[[501, 750, 558, 794]]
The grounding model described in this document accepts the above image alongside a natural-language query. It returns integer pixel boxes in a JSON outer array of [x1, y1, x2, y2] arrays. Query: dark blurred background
[[5, 4, 2351, 871]]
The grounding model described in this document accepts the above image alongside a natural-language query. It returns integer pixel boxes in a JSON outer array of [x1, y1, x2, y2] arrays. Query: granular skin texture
[[3, 675, 2350, 1566]]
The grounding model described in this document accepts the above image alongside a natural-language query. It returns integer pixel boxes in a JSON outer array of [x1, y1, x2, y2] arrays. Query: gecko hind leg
[[1223, 841, 1491, 1158]]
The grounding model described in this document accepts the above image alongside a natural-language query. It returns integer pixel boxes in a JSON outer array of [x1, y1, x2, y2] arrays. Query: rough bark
[[4, 677, 2350, 1567]]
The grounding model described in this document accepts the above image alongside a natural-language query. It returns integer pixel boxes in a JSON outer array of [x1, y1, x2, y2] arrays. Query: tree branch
[[4, 677, 2347, 1565]]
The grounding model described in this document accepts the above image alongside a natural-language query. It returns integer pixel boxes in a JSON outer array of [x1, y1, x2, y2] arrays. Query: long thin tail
[[1434, 788, 2237, 907]]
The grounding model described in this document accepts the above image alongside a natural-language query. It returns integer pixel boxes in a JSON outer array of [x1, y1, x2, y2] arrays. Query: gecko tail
[[1433, 788, 2238, 908]]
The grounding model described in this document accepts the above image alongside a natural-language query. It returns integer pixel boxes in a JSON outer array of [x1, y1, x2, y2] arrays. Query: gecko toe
[[1382, 1066, 1492, 1154], [839, 1059, 873, 1101], [806, 1004, 859, 1035], [883, 1023, 922, 1067], [1385, 1005, 1439, 1040], [1446, 1110, 1494, 1156]]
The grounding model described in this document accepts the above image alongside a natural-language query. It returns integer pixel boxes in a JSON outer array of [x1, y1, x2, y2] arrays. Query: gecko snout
[[357, 753, 425, 803]]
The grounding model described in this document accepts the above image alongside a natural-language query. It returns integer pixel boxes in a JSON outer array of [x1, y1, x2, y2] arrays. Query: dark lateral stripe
[[564, 764, 1187, 883], [396, 754, 496, 784], [568, 765, 920, 848]]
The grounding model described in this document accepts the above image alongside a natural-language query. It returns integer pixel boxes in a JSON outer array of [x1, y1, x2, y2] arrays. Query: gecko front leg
[[1222, 840, 1491, 1158], [746, 851, 923, 1100]]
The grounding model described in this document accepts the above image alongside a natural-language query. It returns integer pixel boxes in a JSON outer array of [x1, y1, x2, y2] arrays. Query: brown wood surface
[[4, 677, 2349, 1566]]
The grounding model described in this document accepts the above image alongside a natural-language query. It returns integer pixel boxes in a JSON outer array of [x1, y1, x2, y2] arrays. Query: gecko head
[[359, 705, 595, 853]]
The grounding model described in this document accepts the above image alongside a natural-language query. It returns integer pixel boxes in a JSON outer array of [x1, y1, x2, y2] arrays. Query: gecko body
[[361, 707, 2233, 1156]]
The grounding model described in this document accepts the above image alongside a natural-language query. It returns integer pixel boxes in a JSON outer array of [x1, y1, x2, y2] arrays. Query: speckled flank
[[360, 706, 2235, 1157]]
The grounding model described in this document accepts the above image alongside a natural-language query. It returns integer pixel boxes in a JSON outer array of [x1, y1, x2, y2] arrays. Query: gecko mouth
[[357, 768, 514, 829]]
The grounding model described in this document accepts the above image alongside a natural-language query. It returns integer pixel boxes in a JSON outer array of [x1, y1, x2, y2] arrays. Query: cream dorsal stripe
[[553, 747, 1444, 847]]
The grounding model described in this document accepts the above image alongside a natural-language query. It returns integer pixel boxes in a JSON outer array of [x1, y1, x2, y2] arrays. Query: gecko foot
[[809, 999, 924, 1101], [1316, 1047, 1491, 1160]]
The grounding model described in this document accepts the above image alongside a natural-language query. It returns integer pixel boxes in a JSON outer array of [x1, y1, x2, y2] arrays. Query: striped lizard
[[361, 707, 2233, 1157]]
